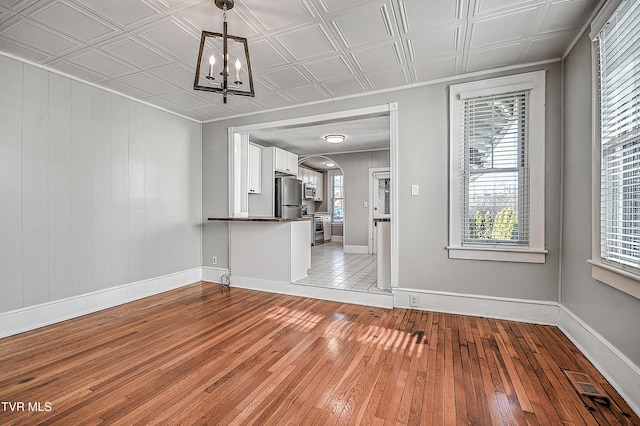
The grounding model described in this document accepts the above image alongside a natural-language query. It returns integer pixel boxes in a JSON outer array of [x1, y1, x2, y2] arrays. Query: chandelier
[[193, 0, 254, 103]]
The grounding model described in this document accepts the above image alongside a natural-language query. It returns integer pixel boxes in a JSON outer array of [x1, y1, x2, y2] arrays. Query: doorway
[[227, 103, 399, 290]]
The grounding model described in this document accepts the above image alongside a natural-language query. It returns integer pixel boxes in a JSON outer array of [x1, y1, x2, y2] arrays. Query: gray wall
[[202, 62, 562, 302], [326, 150, 390, 247], [395, 65, 561, 301], [202, 121, 230, 268], [0, 55, 203, 314], [562, 33, 640, 366]]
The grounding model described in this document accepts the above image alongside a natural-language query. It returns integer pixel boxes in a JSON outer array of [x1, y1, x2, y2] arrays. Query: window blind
[[461, 92, 530, 246], [332, 174, 344, 222], [599, 0, 640, 269]]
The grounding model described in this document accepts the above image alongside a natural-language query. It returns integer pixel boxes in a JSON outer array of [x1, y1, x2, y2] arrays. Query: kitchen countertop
[[207, 217, 312, 222]]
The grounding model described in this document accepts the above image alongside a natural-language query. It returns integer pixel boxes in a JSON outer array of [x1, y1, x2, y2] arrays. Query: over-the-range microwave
[[304, 183, 316, 199]]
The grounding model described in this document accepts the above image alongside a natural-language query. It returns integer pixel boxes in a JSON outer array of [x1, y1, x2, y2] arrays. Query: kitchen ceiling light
[[193, 0, 254, 103], [325, 161, 336, 167], [324, 134, 345, 144]]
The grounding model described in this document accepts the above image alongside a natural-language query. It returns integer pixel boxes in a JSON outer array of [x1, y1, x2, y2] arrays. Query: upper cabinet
[[298, 167, 309, 184], [273, 147, 298, 176], [314, 172, 323, 202]]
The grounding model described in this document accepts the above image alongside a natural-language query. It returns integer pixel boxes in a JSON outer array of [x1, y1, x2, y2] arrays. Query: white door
[[373, 172, 391, 219], [369, 168, 390, 254]]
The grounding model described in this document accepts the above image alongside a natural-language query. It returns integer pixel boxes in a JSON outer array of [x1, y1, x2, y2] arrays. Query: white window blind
[[332, 174, 344, 223], [599, 0, 640, 270], [460, 91, 530, 246]]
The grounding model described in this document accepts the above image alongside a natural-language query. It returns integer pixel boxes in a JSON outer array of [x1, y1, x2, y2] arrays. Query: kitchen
[[300, 164, 332, 247], [246, 142, 334, 248], [206, 105, 394, 303]]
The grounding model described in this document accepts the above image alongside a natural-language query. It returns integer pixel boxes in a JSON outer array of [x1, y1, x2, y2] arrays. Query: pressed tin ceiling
[[0, 0, 599, 123]]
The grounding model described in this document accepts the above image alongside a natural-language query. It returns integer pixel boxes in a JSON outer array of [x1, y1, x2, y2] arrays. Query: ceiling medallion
[[193, 0, 254, 103], [324, 134, 346, 144]]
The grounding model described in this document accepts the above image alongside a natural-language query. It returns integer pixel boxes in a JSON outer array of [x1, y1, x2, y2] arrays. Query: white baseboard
[[558, 306, 640, 417], [0, 267, 202, 339], [202, 266, 231, 283], [393, 288, 559, 325], [344, 244, 368, 254], [232, 275, 393, 309]]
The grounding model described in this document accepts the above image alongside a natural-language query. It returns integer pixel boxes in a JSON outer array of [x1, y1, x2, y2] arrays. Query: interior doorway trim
[[227, 103, 393, 133], [227, 102, 399, 289]]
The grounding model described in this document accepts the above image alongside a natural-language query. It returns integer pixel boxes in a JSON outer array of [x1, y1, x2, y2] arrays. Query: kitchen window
[[447, 71, 547, 263], [589, 0, 640, 299], [332, 174, 344, 223]]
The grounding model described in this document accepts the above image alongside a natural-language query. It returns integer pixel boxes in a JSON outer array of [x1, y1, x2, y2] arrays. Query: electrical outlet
[[212, 256, 217, 265], [410, 294, 419, 307]]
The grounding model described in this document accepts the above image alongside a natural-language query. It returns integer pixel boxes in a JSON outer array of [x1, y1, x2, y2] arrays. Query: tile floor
[[294, 241, 391, 294]]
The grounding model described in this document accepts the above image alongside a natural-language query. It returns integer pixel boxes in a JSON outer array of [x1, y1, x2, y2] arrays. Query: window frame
[[447, 71, 547, 263], [330, 172, 344, 224], [588, 0, 640, 299]]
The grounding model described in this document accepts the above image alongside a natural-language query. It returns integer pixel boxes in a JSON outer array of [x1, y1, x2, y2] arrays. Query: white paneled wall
[[0, 55, 202, 314], [0, 56, 23, 312]]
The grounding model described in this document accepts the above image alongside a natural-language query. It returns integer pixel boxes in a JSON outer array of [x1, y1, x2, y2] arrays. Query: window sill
[[588, 260, 640, 300], [446, 245, 547, 263]]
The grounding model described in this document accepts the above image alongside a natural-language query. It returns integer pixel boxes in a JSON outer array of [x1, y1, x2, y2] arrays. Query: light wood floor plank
[[0, 282, 637, 425]]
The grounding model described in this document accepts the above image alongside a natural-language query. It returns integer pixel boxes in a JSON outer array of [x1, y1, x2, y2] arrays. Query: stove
[[313, 215, 324, 246]]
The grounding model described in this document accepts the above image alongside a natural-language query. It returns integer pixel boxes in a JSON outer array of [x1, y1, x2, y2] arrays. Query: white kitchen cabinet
[[322, 215, 331, 241], [248, 143, 262, 194], [287, 151, 298, 175], [274, 147, 298, 175], [298, 167, 308, 184], [314, 171, 324, 201]]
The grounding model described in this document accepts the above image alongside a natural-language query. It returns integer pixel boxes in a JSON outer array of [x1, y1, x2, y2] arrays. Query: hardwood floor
[[0, 282, 637, 425]]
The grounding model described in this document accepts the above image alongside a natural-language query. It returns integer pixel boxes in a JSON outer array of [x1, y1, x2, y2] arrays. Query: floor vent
[[564, 370, 610, 405]]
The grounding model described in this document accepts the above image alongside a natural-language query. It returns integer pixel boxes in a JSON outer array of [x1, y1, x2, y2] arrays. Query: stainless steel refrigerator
[[275, 176, 302, 219]]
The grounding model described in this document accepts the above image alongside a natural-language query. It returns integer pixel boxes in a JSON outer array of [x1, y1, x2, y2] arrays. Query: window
[[448, 71, 547, 263], [589, 0, 640, 298], [332, 174, 344, 223]]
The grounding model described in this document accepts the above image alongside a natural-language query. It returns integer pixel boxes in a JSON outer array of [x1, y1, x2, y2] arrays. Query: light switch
[[411, 184, 420, 196], [363, 201, 368, 208]]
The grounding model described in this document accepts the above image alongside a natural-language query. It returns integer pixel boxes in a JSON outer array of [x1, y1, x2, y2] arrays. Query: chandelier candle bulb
[[208, 54, 215, 78], [235, 58, 241, 83]]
